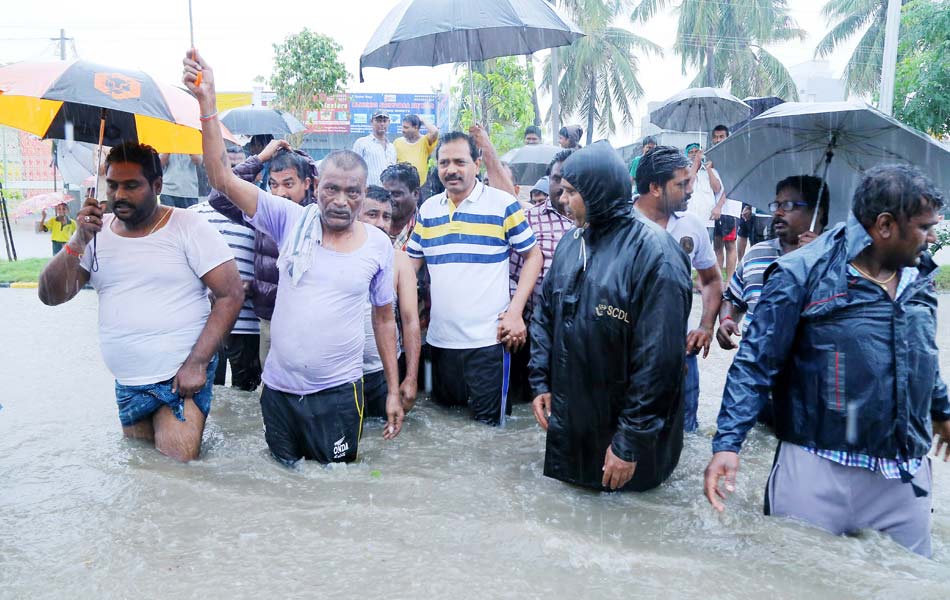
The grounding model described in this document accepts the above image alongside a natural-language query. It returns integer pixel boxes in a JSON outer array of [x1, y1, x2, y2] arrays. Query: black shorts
[[736, 216, 756, 239], [363, 369, 388, 419], [431, 343, 511, 426], [713, 215, 737, 240], [259, 380, 364, 465]]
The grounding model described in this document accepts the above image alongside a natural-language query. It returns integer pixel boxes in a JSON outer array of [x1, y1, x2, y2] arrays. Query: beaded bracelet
[[199, 111, 218, 122]]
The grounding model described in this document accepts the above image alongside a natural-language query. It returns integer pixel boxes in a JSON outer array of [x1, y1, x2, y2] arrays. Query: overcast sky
[[2, 0, 856, 144]]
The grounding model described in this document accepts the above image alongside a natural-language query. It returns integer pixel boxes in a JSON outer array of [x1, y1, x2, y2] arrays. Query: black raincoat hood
[[559, 141, 632, 228]]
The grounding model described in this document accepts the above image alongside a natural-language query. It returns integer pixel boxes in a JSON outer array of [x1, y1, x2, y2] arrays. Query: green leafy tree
[[544, 0, 660, 145], [893, 0, 950, 137], [269, 29, 348, 117], [814, 0, 898, 97], [632, 0, 803, 100], [454, 57, 536, 154]]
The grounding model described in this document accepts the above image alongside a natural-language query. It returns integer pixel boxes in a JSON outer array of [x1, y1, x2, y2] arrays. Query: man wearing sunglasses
[[716, 175, 829, 350]]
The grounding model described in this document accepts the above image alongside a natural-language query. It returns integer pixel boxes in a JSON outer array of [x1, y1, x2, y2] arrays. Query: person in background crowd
[[705, 164, 948, 558], [529, 177, 550, 206], [38, 142, 243, 462], [635, 146, 722, 433], [736, 203, 761, 260], [158, 153, 202, 208], [508, 149, 574, 405], [717, 175, 829, 349], [190, 198, 262, 391], [558, 125, 583, 149], [381, 162, 421, 249], [407, 131, 542, 426], [353, 109, 397, 187], [39, 202, 77, 255], [628, 135, 656, 191], [708, 125, 741, 283], [419, 165, 444, 202], [185, 52, 403, 464], [394, 114, 439, 186], [523, 126, 542, 145], [530, 141, 691, 492], [359, 185, 421, 416], [210, 140, 317, 366]]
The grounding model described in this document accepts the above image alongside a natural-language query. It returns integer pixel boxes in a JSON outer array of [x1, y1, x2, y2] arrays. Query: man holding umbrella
[[704, 165, 949, 557], [37, 142, 244, 462]]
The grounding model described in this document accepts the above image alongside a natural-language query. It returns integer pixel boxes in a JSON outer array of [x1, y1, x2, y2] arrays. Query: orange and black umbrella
[[0, 59, 226, 154]]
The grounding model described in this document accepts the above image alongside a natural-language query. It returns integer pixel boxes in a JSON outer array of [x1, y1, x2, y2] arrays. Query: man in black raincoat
[[529, 142, 692, 491]]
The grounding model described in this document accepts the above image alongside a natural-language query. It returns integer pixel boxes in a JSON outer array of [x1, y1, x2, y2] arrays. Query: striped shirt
[[724, 238, 783, 334], [407, 182, 537, 349], [189, 201, 259, 335], [352, 134, 396, 187], [509, 199, 573, 318], [801, 265, 922, 479]]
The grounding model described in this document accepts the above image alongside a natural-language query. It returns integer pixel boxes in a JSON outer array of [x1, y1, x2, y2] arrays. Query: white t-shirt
[[686, 166, 723, 227], [80, 209, 233, 385], [666, 211, 717, 270]]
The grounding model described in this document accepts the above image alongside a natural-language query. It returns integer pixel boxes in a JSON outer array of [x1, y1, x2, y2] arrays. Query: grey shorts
[[764, 442, 933, 557]]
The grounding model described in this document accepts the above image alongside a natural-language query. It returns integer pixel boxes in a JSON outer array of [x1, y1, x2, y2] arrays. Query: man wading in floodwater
[[184, 52, 403, 465], [530, 142, 691, 491], [38, 143, 244, 462], [705, 165, 950, 557]]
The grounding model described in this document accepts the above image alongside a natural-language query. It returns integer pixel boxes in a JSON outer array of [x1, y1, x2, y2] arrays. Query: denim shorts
[[115, 357, 217, 427]]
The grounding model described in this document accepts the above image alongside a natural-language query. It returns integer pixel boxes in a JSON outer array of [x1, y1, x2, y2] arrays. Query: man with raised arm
[[183, 52, 403, 465]]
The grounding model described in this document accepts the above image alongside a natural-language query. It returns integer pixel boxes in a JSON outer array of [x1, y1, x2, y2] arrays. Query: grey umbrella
[[705, 101, 950, 227], [500, 143, 560, 185], [650, 87, 751, 135], [359, 0, 584, 120], [220, 107, 307, 137]]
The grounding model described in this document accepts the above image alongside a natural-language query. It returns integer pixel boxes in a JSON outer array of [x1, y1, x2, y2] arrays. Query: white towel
[[279, 203, 323, 287]]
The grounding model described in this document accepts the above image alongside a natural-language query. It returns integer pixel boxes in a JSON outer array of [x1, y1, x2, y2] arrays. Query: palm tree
[[631, 0, 804, 100], [543, 0, 661, 145], [814, 0, 901, 97]]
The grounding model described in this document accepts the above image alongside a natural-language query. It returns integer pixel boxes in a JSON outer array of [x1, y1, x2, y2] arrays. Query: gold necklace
[[147, 207, 171, 235], [850, 261, 896, 289]]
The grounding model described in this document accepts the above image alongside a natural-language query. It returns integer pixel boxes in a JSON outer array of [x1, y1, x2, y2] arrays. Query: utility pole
[[51, 28, 74, 61], [878, 0, 902, 115]]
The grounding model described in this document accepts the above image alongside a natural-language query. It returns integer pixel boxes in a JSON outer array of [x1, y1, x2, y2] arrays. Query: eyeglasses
[[768, 200, 810, 212]]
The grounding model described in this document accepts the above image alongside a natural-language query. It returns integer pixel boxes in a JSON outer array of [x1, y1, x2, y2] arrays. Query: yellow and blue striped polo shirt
[[407, 182, 537, 349]]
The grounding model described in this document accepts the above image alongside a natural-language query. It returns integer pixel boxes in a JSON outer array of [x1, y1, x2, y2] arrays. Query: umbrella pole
[[468, 57, 477, 126], [810, 135, 836, 232], [87, 108, 106, 273]]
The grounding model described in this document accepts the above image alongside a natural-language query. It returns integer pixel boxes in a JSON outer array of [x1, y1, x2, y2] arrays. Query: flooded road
[[1, 288, 948, 598]]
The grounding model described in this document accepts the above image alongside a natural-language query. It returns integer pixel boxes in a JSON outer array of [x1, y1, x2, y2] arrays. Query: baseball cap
[[372, 109, 390, 120]]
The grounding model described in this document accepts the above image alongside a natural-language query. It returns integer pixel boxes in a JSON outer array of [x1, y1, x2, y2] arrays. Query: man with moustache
[[635, 146, 722, 432], [508, 148, 575, 403], [38, 142, 244, 462], [705, 165, 949, 557], [407, 131, 542, 426], [185, 52, 404, 464], [353, 110, 397, 187], [394, 114, 439, 186]]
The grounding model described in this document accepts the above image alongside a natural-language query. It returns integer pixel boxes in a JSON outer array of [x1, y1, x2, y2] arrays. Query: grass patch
[[937, 266, 950, 292], [0, 258, 50, 282]]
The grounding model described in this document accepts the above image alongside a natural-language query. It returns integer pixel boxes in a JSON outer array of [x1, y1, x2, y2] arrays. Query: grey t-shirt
[[161, 154, 199, 198]]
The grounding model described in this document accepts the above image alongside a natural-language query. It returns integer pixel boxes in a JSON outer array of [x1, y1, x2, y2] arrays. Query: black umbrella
[[220, 107, 307, 137], [500, 143, 560, 185], [359, 0, 584, 120]]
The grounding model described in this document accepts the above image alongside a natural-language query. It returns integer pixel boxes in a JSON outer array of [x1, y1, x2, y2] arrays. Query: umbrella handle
[[192, 49, 203, 87], [810, 146, 834, 232]]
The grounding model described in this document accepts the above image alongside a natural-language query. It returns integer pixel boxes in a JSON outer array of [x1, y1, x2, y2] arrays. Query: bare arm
[[469, 125, 516, 197], [420, 116, 439, 144], [395, 252, 420, 410], [38, 198, 97, 305], [708, 167, 724, 203], [171, 259, 244, 398], [685, 265, 722, 358], [182, 52, 262, 217], [498, 244, 542, 350], [372, 302, 404, 439]]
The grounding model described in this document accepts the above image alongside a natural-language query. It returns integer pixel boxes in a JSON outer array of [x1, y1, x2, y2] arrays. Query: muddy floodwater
[[1, 288, 948, 598]]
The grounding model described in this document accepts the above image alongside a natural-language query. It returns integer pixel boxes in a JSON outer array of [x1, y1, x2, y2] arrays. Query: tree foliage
[[544, 0, 660, 145], [893, 0, 950, 137], [814, 0, 896, 97], [269, 29, 348, 117], [632, 0, 803, 100], [453, 57, 536, 155]]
